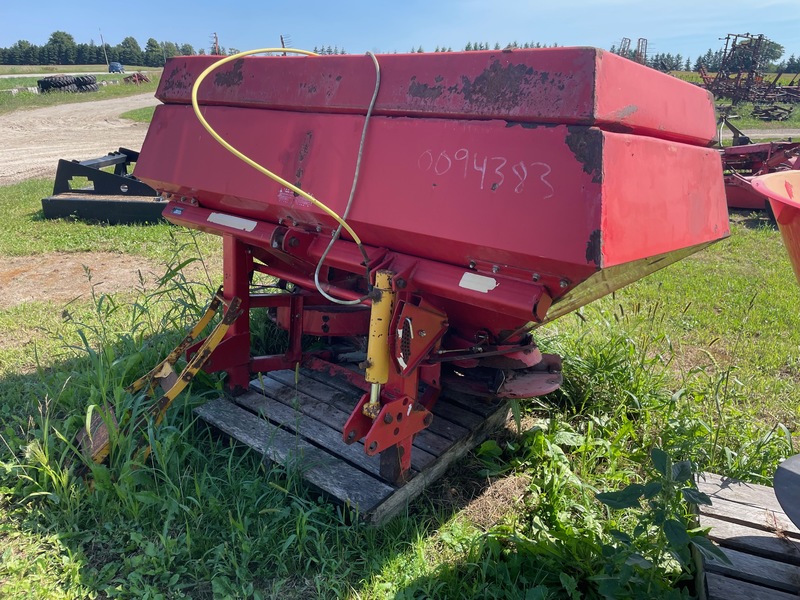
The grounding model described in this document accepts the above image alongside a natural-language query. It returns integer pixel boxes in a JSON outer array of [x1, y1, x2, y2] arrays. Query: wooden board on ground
[[695, 472, 800, 599], [195, 368, 510, 525]]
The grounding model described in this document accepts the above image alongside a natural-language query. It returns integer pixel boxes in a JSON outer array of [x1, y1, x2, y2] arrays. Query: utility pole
[[99, 28, 109, 67], [280, 34, 292, 57], [211, 32, 220, 55]]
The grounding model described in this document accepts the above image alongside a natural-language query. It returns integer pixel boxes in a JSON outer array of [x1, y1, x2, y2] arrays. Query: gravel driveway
[[0, 92, 159, 185]]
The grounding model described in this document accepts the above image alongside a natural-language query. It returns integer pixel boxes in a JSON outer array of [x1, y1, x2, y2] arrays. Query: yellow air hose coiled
[[189, 47, 364, 248]]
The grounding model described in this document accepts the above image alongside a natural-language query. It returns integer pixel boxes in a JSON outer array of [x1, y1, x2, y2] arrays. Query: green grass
[[0, 73, 131, 91], [120, 106, 156, 122], [0, 65, 155, 76], [0, 179, 218, 260], [0, 180, 796, 596], [0, 73, 160, 116]]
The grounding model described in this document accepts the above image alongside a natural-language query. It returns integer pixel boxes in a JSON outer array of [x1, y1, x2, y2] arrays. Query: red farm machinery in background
[[122, 48, 730, 500], [718, 117, 800, 212]]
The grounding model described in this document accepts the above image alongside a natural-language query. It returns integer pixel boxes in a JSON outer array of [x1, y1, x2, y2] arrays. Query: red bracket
[[363, 395, 432, 456]]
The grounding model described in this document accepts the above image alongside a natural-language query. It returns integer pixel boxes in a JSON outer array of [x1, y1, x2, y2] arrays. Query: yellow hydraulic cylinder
[[363, 270, 395, 418]]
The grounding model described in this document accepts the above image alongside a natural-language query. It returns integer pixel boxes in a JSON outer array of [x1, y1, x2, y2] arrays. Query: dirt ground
[[0, 93, 163, 307], [1, 252, 168, 309], [0, 92, 158, 185]]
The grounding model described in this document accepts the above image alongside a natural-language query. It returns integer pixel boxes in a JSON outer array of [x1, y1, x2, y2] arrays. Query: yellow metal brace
[[78, 288, 242, 465]]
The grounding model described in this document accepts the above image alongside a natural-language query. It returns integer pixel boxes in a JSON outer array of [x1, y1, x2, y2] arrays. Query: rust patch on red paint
[[295, 131, 313, 184], [408, 76, 444, 100], [457, 61, 537, 109], [566, 127, 603, 184], [585, 229, 602, 266], [214, 59, 244, 87], [161, 62, 193, 94]]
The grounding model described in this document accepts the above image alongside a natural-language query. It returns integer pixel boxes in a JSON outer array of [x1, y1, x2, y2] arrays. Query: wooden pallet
[[696, 472, 800, 599], [195, 368, 510, 524]]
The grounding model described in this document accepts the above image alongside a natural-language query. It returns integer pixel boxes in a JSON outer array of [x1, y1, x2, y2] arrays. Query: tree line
[[0, 31, 204, 67], [2, 31, 798, 74]]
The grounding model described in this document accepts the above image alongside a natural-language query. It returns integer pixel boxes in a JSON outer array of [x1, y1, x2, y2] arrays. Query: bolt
[[288, 237, 299, 248], [396, 278, 407, 289], [346, 430, 356, 442], [468, 261, 476, 269], [418, 330, 427, 337], [368, 441, 378, 452], [316, 224, 323, 233], [384, 413, 394, 424], [532, 273, 540, 282], [492, 265, 500, 274], [560, 279, 569, 289]]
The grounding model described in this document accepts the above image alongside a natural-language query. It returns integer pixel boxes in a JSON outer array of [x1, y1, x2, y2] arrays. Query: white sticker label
[[207, 213, 257, 232], [459, 272, 498, 293]]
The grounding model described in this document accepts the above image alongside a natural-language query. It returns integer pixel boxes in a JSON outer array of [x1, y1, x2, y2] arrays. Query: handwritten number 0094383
[[418, 148, 554, 198]]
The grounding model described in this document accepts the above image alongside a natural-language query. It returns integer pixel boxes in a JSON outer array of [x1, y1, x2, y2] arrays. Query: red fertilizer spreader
[[133, 48, 728, 489]]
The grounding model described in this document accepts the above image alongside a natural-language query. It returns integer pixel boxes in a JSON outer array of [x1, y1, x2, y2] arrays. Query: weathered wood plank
[[249, 377, 436, 471], [430, 398, 485, 432], [272, 369, 471, 444], [300, 367, 366, 394], [268, 370, 360, 410], [706, 572, 799, 600], [698, 513, 800, 565], [698, 473, 784, 515], [234, 390, 384, 477], [367, 400, 511, 525], [699, 494, 800, 539], [440, 388, 505, 418], [195, 398, 392, 513], [704, 547, 800, 594], [266, 370, 454, 459]]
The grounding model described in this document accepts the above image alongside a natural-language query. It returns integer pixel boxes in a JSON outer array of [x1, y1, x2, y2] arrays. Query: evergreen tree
[[144, 38, 163, 66]]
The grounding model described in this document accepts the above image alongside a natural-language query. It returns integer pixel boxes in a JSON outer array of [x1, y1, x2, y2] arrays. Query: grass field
[[0, 68, 161, 116], [0, 65, 153, 76], [0, 176, 796, 598], [0, 62, 798, 599]]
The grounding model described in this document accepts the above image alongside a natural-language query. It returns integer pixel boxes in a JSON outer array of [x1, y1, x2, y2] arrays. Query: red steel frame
[[137, 49, 730, 483]]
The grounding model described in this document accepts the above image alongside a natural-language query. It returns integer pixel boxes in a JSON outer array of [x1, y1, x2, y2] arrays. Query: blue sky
[[3, 0, 799, 61]]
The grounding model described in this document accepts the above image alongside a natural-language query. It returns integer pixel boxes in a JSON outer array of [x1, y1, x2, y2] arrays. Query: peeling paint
[[615, 104, 639, 120], [585, 229, 602, 266], [408, 76, 444, 100], [566, 127, 604, 184], [161, 63, 192, 93], [294, 131, 313, 185], [214, 59, 244, 88], [458, 61, 536, 110]]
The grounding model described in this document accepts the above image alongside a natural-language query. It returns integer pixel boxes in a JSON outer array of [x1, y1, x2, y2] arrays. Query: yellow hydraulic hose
[[189, 48, 363, 247]]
